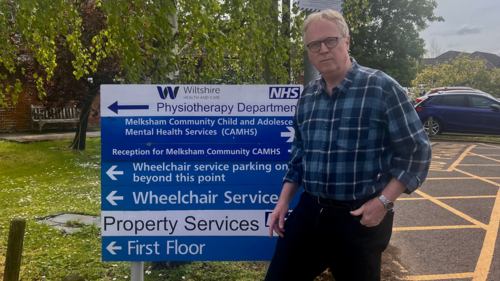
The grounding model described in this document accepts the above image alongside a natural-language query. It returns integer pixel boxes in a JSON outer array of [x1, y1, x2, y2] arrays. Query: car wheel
[[423, 118, 442, 135]]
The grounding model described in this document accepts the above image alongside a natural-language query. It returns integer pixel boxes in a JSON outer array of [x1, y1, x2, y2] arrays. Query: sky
[[420, 0, 500, 57]]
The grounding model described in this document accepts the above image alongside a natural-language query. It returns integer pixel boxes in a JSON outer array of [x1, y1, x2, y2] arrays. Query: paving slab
[[37, 213, 100, 234]]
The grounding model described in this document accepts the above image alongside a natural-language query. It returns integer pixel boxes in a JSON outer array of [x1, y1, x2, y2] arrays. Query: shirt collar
[[317, 57, 358, 96]]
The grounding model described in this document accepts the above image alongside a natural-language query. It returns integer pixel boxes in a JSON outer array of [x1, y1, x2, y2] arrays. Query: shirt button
[[321, 148, 325, 151], [324, 126, 327, 129], [319, 170, 323, 174], [327, 104, 331, 107]]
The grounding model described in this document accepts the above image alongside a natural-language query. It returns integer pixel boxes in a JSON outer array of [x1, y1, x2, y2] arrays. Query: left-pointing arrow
[[107, 241, 122, 255], [106, 190, 124, 206], [108, 101, 149, 114], [106, 165, 123, 180]]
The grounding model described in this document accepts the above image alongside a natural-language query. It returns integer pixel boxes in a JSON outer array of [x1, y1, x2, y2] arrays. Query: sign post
[[100, 85, 302, 270]]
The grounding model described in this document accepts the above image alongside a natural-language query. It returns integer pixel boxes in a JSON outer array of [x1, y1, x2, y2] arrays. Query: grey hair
[[302, 9, 350, 44]]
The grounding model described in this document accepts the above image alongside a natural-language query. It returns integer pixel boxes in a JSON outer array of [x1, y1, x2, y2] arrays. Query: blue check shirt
[[284, 58, 431, 201]]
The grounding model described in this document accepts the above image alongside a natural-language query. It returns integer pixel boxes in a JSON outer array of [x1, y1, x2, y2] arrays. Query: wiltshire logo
[[269, 87, 300, 99], [157, 86, 180, 100]]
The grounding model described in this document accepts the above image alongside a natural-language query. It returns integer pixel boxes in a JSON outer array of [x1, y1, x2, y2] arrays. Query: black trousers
[[265, 192, 394, 281]]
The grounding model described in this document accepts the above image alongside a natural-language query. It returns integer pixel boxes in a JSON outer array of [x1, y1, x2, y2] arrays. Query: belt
[[308, 192, 379, 210]]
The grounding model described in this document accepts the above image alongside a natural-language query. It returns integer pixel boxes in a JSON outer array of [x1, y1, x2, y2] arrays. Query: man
[[266, 9, 431, 281]]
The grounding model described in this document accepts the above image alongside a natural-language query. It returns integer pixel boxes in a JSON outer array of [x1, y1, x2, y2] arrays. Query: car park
[[415, 91, 500, 135]]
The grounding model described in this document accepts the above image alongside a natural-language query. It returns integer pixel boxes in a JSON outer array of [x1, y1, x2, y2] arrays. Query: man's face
[[304, 19, 350, 77]]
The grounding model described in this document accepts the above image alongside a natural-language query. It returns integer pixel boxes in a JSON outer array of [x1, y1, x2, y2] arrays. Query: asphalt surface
[[390, 141, 500, 281]]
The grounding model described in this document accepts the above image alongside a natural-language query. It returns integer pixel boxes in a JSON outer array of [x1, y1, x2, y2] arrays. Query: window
[[470, 96, 494, 109], [437, 96, 466, 107]]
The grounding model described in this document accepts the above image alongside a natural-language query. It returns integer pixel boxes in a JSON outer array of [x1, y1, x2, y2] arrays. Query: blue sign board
[[101, 185, 301, 211], [102, 143, 292, 161], [101, 84, 302, 261], [101, 116, 295, 144]]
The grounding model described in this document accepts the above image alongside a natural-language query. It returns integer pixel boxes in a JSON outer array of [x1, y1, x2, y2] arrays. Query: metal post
[[303, 11, 319, 86], [4, 219, 26, 281], [427, 116, 434, 136], [131, 262, 144, 281]]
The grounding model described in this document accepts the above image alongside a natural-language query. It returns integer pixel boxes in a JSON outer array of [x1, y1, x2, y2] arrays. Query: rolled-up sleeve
[[283, 110, 305, 184], [385, 85, 432, 193]]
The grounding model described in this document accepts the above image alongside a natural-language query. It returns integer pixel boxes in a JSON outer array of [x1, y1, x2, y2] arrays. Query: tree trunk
[[69, 87, 99, 151]]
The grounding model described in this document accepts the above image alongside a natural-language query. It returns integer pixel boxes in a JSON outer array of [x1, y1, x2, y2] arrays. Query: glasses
[[306, 37, 345, 53]]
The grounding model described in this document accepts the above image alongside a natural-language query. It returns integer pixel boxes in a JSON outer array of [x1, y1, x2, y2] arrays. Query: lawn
[[0, 138, 269, 281]]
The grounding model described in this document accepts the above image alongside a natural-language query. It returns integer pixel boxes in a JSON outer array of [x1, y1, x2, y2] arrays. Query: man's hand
[[268, 203, 289, 238], [350, 197, 387, 227]]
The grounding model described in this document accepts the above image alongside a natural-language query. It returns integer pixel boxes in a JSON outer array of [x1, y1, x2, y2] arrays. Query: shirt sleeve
[[384, 84, 432, 193], [283, 107, 305, 184]]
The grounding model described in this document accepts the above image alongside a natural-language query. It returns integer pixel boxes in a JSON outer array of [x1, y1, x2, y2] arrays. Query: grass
[[430, 134, 500, 143], [0, 138, 132, 280]]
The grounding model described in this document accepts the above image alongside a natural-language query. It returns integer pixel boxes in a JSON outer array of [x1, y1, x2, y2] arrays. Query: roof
[[423, 51, 500, 70], [435, 50, 467, 59], [428, 91, 496, 100]]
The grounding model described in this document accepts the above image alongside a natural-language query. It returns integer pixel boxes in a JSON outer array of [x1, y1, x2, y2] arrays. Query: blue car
[[415, 91, 500, 135]]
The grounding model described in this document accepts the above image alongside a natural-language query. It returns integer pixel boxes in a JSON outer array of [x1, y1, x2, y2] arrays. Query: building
[[424, 51, 500, 71]]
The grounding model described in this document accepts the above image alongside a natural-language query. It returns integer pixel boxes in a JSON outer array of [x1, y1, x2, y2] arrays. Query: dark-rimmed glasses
[[306, 37, 345, 53]]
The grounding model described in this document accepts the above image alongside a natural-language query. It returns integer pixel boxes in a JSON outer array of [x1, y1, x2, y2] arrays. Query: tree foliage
[[349, 0, 443, 86], [413, 53, 500, 98]]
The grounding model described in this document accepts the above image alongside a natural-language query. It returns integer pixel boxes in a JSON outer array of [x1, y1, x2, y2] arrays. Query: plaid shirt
[[284, 59, 431, 201]]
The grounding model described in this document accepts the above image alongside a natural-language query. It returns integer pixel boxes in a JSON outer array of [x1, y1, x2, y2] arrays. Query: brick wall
[[0, 70, 101, 132]]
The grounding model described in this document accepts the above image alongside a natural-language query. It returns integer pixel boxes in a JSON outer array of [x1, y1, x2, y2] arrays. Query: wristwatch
[[378, 194, 394, 211]]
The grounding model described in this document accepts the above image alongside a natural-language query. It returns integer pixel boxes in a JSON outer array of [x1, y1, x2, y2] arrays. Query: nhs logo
[[269, 87, 300, 99], [157, 86, 180, 99]]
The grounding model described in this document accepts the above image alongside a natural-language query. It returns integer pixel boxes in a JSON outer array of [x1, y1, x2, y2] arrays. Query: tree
[[349, 0, 443, 86], [425, 38, 443, 58], [413, 53, 500, 97]]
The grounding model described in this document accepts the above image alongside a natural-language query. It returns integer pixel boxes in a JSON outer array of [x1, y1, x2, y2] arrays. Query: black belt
[[308, 192, 379, 209]]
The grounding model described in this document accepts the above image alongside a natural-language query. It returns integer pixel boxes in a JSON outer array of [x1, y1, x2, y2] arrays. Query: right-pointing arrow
[[106, 165, 124, 180], [106, 241, 122, 255], [106, 191, 124, 206], [281, 126, 295, 142]]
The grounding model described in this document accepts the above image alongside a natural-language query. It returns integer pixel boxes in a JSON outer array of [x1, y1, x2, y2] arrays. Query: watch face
[[386, 202, 395, 210]]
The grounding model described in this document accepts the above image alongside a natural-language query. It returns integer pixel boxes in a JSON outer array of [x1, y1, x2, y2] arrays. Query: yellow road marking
[[427, 177, 474, 180], [426, 177, 500, 180], [399, 195, 497, 200], [414, 190, 488, 229], [447, 145, 476, 171], [453, 169, 500, 281], [394, 225, 480, 231], [468, 152, 500, 163], [402, 272, 475, 280], [458, 164, 500, 166]]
